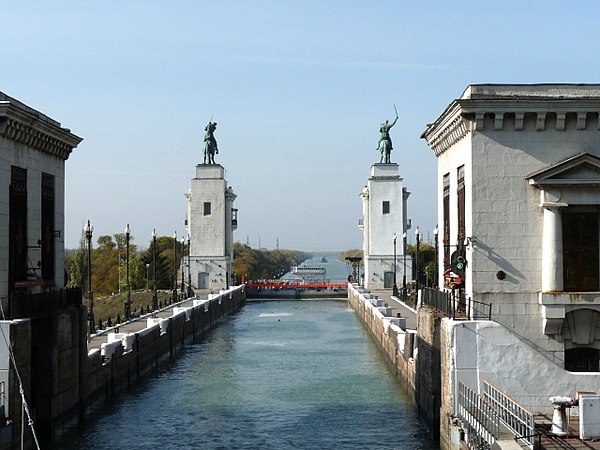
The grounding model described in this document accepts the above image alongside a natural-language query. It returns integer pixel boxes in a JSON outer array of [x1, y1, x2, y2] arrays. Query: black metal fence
[[421, 287, 492, 320], [5, 287, 82, 319]]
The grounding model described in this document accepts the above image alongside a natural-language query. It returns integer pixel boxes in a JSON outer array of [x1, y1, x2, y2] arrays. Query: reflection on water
[[53, 301, 437, 450]]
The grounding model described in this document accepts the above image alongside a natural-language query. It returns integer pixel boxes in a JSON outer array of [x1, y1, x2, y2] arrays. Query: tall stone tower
[[359, 163, 411, 291], [185, 164, 237, 291]]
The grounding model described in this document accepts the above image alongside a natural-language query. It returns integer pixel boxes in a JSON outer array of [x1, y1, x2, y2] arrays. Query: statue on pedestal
[[203, 121, 219, 164], [377, 106, 398, 164]]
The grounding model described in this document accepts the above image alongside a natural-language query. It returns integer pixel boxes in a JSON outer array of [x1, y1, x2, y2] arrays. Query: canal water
[[53, 299, 437, 449]]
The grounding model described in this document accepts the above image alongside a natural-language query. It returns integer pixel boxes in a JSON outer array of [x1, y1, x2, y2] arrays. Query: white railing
[[458, 381, 497, 450], [484, 381, 536, 449]]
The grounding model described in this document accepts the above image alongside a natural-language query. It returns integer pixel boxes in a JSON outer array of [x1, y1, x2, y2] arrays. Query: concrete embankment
[[348, 285, 418, 396], [348, 284, 443, 444], [83, 286, 246, 417]]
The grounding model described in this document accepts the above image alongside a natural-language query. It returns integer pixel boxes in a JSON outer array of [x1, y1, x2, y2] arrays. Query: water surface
[[53, 301, 437, 449]]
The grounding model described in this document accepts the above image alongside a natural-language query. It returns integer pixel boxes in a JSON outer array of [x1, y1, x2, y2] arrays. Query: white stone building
[[359, 163, 412, 291], [422, 84, 600, 372], [185, 164, 237, 291], [0, 92, 82, 304]]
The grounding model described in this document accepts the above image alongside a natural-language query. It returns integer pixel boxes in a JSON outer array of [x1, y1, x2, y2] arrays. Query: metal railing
[[0, 381, 5, 425], [421, 288, 492, 320], [484, 381, 537, 449], [458, 381, 498, 450]]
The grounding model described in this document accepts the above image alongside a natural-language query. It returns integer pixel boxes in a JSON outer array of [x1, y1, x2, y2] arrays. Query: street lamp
[[415, 227, 421, 295], [124, 223, 131, 320], [180, 236, 185, 293], [172, 231, 177, 303], [433, 225, 439, 288], [186, 234, 191, 297], [402, 231, 407, 301], [152, 229, 158, 311], [85, 220, 95, 334], [393, 233, 398, 297]]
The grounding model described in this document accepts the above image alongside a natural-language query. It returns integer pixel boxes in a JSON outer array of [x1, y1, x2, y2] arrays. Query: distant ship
[[321, 257, 328, 263], [290, 265, 326, 283]]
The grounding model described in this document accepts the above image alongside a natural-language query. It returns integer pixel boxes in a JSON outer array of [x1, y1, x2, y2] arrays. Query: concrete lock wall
[[85, 287, 245, 415], [348, 285, 443, 443]]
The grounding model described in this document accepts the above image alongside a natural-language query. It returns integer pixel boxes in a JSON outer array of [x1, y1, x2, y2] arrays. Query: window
[[382, 201, 390, 214], [203, 202, 211, 216], [9, 166, 27, 291], [41, 173, 55, 283], [457, 166, 465, 249], [563, 211, 599, 291], [443, 173, 450, 270], [565, 347, 600, 372]]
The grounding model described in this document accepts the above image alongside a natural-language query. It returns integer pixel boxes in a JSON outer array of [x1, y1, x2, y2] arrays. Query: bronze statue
[[377, 106, 398, 164], [203, 121, 218, 164]]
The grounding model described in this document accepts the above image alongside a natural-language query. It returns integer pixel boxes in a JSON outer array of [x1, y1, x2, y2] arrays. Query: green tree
[[142, 237, 171, 290], [65, 236, 86, 289], [156, 236, 182, 290], [97, 235, 115, 251], [408, 243, 435, 287], [93, 236, 119, 295], [233, 243, 310, 281]]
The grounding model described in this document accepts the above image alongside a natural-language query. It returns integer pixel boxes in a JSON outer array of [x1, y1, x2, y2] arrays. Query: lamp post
[[433, 225, 439, 288], [402, 231, 407, 301], [85, 220, 95, 334], [415, 227, 420, 295], [180, 236, 185, 293], [393, 233, 398, 297], [124, 223, 131, 320], [172, 231, 177, 303], [187, 234, 191, 297], [146, 263, 150, 290], [117, 242, 121, 294], [152, 229, 158, 311]]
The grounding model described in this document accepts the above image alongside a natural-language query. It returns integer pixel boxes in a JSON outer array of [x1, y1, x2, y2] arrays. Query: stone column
[[542, 205, 564, 292]]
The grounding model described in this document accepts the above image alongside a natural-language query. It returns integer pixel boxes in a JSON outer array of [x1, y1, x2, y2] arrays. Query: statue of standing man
[[377, 106, 398, 164], [203, 120, 219, 164]]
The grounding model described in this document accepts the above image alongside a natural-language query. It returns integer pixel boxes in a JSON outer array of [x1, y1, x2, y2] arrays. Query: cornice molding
[[0, 102, 82, 160], [422, 95, 600, 157], [421, 103, 471, 157]]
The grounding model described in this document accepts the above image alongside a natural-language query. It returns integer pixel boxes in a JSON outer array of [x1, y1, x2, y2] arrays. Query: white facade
[[185, 164, 237, 291], [422, 84, 600, 371], [360, 163, 412, 290], [0, 92, 82, 302]]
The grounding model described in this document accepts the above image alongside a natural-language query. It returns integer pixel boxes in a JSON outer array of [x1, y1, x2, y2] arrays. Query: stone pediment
[[527, 153, 600, 187]]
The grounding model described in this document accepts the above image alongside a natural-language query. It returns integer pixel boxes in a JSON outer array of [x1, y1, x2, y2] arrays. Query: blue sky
[[2, 1, 599, 251]]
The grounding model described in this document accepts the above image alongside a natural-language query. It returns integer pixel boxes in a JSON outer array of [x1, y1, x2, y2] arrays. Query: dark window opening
[[457, 166, 465, 250], [41, 173, 55, 284], [382, 201, 390, 214], [443, 173, 450, 271], [565, 347, 600, 372], [203, 202, 211, 216], [563, 212, 599, 291], [9, 167, 27, 292]]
